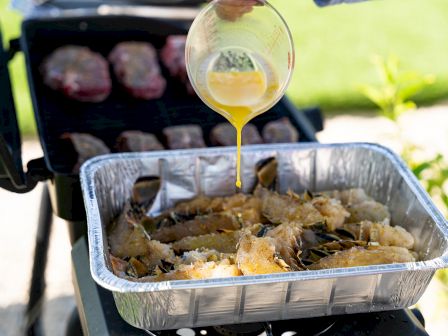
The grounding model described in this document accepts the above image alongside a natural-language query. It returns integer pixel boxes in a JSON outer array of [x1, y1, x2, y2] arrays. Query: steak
[[109, 42, 166, 100], [163, 125, 206, 149], [41, 45, 111, 102], [210, 123, 263, 146], [160, 35, 194, 95], [61, 133, 110, 173], [116, 131, 164, 152], [262, 118, 299, 143]]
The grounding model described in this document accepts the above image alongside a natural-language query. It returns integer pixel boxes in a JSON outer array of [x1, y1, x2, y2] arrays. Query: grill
[[2, 12, 318, 220], [0, 2, 429, 335]]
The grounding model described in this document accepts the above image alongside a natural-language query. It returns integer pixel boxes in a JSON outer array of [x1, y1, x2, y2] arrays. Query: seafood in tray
[[81, 143, 448, 330], [107, 158, 417, 282]]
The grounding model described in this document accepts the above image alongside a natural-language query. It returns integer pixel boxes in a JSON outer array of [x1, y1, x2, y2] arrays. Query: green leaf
[[413, 162, 433, 178], [397, 79, 433, 101], [358, 85, 387, 109], [441, 193, 448, 209], [394, 101, 417, 116]]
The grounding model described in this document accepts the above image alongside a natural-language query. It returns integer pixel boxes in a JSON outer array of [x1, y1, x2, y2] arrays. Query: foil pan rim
[[80, 142, 448, 293]]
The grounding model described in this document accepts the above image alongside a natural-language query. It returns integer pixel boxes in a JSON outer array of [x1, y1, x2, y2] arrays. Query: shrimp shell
[[236, 232, 290, 275], [346, 200, 391, 224], [172, 231, 241, 254], [311, 195, 350, 231], [151, 212, 241, 243], [308, 245, 415, 270], [145, 259, 241, 282], [323, 188, 372, 205], [266, 222, 302, 270], [255, 187, 324, 226], [344, 221, 414, 249]]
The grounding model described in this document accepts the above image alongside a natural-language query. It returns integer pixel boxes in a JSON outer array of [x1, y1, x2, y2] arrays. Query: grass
[[271, 0, 448, 111], [1, 0, 448, 135], [0, 0, 35, 135]]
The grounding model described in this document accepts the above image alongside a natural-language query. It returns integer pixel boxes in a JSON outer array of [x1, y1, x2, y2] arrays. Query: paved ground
[[0, 105, 447, 335]]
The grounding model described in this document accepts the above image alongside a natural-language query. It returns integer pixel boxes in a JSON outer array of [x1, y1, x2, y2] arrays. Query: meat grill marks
[[109, 42, 167, 100], [41, 45, 112, 102]]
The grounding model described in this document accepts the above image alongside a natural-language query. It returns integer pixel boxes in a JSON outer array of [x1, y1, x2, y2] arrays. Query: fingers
[[214, 0, 260, 21]]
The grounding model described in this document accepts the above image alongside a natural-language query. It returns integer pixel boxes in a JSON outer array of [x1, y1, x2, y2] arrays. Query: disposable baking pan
[[80, 142, 448, 331]]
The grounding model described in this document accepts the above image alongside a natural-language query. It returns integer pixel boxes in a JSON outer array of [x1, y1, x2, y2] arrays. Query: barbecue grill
[[0, 1, 430, 335]]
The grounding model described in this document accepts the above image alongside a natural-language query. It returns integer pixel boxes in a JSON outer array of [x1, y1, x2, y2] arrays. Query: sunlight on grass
[[0, 0, 35, 135], [271, 0, 448, 110]]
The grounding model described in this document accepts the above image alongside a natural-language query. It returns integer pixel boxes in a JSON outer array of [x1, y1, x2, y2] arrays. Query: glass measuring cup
[[185, 0, 295, 187]]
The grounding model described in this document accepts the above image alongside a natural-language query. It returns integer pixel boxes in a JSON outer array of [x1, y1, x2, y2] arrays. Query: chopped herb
[[213, 49, 255, 72]]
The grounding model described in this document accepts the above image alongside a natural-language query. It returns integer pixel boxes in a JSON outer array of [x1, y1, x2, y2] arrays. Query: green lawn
[[271, 0, 448, 110], [0, 0, 35, 135], [1, 0, 448, 135]]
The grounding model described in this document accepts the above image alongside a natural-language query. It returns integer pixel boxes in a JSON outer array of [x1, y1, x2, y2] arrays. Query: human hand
[[213, 0, 265, 21]]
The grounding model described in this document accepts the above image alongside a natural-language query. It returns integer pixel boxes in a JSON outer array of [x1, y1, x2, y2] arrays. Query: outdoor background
[[0, 0, 447, 335]]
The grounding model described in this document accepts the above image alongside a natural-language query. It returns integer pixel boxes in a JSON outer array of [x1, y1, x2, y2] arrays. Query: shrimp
[[109, 239, 176, 279], [139, 240, 177, 268], [173, 195, 225, 214], [151, 212, 241, 243], [172, 231, 241, 253], [346, 200, 390, 224], [255, 187, 324, 226], [151, 195, 225, 228], [108, 204, 150, 257], [179, 249, 235, 264], [266, 222, 302, 270], [310, 195, 350, 231], [323, 188, 371, 205], [308, 245, 415, 270], [222, 194, 264, 225], [342, 221, 414, 249], [300, 240, 368, 266], [236, 231, 290, 275], [146, 259, 241, 282], [109, 254, 129, 277]]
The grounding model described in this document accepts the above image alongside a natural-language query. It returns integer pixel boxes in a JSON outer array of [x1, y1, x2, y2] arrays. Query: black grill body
[[2, 14, 318, 220]]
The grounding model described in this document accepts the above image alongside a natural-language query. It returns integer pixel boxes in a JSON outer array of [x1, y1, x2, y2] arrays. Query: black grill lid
[[0, 28, 51, 193], [0, 28, 26, 191]]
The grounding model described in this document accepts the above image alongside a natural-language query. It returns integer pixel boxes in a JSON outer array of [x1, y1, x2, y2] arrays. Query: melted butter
[[198, 50, 279, 188], [207, 71, 267, 106]]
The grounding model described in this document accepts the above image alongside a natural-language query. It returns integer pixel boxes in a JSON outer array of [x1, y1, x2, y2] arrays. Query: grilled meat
[[41, 45, 111, 102], [163, 125, 206, 149], [109, 42, 166, 100], [160, 35, 194, 94], [210, 123, 263, 146], [61, 133, 110, 173], [116, 131, 164, 152], [262, 117, 299, 143]]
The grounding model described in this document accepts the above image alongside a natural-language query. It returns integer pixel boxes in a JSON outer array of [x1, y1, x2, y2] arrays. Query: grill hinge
[[7, 38, 21, 62], [27, 157, 53, 183], [0, 134, 52, 193]]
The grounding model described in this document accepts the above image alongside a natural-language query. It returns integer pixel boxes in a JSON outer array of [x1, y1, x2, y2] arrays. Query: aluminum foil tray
[[80, 143, 448, 331]]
